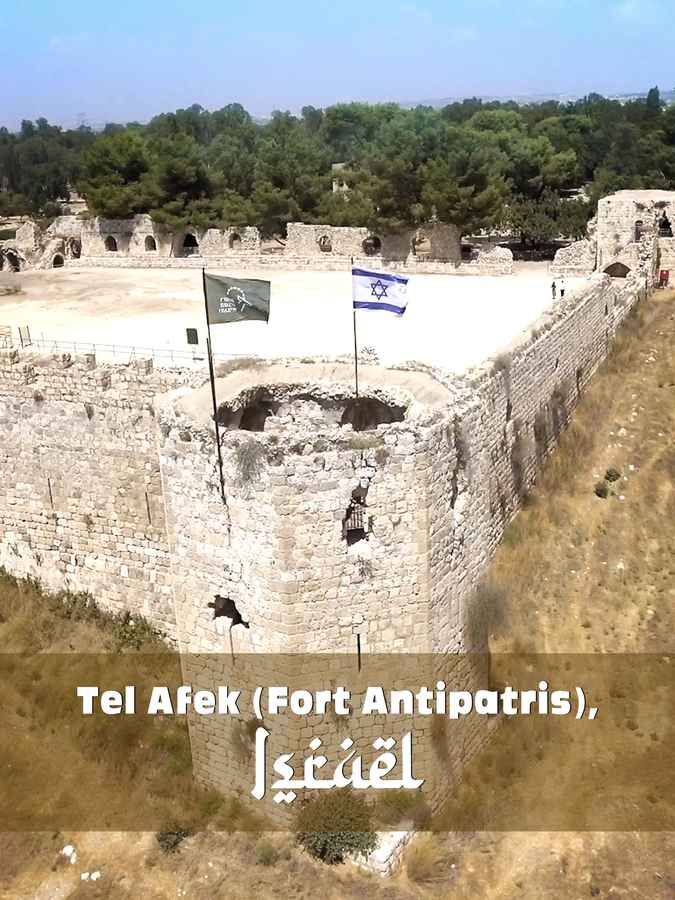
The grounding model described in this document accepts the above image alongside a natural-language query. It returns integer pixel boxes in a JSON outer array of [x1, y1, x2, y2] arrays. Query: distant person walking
[[551, 280, 557, 300], [559, 277, 566, 299]]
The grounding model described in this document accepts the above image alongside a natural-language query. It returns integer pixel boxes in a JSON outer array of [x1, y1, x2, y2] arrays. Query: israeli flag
[[352, 268, 409, 316]]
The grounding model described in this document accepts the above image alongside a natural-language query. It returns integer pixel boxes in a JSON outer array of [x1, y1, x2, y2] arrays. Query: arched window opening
[[182, 233, 199, 256], [634, 220, 644, 242], [3, 251, 20, 272], [604, 262, 630, 278], [67, 238, 81, 258], [104, 236, 118, 252], [412, 233, 431, 257], [318, 235, 333, 253], [342, 484, 370, 546], [658, 213, 673, 238], [362, 235, 382, 257], [145, 235, 157, 252], [229, 232, 242, 250], [52, 254, 64, 268]]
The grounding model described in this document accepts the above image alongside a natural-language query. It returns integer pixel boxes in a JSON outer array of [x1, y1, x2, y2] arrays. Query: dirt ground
[[1, 290, 673, 898], [0, 263, 582, 372]]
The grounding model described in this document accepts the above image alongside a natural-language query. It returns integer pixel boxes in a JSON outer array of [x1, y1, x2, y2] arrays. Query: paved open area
[[0, 264, 585, 373]]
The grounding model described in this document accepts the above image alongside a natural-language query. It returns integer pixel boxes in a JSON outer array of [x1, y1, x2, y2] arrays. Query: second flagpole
[[202, 267, 227, 504]]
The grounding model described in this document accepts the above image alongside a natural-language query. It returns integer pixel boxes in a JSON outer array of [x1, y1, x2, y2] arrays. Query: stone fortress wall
[[0, 190, 660, 815], [0, 240, 652, 811], [0, 354, 206, 636]]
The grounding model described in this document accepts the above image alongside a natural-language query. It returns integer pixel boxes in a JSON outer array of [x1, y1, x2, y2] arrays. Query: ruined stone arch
[[229, 232, 242, 250], [144, 235, 157, 252], [66, 238, 81, 259], [604, 262, 631, 278], [658, 212, 673, 238], [0, 249, 21, 272], [411, 232, 431, 257], [104, 236, 118, 252], [182, 233, 199, 255], [362, 235, 381, 257]]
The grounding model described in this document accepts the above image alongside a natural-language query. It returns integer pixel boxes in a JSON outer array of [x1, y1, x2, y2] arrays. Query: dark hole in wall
[[3, 251, 20, 271], [343, 484, 369, 545], [182, 233, 199, 256], [239, 400, 277, 431], [52, 254, 64, 268], [209, 594, 250, 628], [145, 235, 157, 251], [658, 213, 672, 237], [229, 232, 242, 249], [604, 262, 630, 278], [362, 236, 382, 256], [341, 398, 405, 432], [505, 399, 512, 423], [219, 397, 279, 431], [104, 236, 118, 252]]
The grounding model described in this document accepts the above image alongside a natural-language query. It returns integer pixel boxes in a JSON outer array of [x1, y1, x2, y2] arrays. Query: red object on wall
[[659, 270, 670, 286]]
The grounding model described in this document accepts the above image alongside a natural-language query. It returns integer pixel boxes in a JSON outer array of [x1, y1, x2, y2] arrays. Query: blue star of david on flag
[[370, 279, 389, 300], [352, 268, 409, 315]]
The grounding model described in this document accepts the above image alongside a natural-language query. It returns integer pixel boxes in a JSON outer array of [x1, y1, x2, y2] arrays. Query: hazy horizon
[[2, 0, 674, 130]]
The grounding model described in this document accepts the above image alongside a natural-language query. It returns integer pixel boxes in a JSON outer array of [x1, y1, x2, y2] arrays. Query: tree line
[[1, 88, 674, 246]]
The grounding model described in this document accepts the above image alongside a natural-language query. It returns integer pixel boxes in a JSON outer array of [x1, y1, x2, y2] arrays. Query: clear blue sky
[[2, 0, 672, 129]]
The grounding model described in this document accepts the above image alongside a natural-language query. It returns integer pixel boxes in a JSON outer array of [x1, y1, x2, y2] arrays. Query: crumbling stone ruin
[[0, 216, 513, 275], [551, 189, 675, 280]]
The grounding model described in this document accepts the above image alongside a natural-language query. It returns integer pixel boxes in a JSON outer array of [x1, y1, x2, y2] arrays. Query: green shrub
[[295, 789, 377, 864], [373, 789, 428, 827], [234, 440, 265, 483], [605, 467, 621, 482], [255, 837, 279, 866], [109, 611, 159, 651], [156, 828, 190, 854], [405, 835, 444, 883]]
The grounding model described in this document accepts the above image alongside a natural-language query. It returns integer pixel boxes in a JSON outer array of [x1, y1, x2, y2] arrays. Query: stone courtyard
[[0, 263, 583, 373]]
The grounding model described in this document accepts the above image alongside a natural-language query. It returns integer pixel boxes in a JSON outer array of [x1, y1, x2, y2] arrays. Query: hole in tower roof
[[341, 398, 405, 432]]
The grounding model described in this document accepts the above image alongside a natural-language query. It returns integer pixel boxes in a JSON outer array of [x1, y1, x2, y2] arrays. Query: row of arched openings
[[105, 234, 157, 252], [102, 233, 242, 255], [316, 235, 383, 255]]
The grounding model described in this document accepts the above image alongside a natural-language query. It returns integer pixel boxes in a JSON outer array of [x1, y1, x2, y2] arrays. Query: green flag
[[204, 273, 270, 324]]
